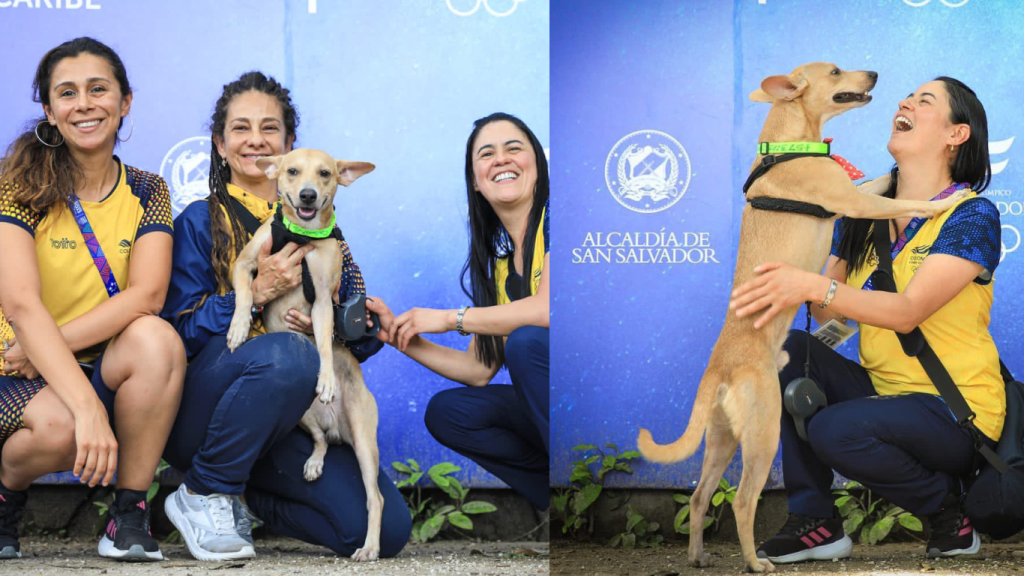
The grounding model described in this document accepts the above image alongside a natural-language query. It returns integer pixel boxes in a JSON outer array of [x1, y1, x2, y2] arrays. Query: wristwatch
[[456, 305, 470, 336]]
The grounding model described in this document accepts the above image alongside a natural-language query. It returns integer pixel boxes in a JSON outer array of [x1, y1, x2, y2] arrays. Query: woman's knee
[[109, 316, 186, 384], [424, 388, 465, 446], [22, 394, 76, 460], [505, 326, 549, 369], [245, 333, 319, 399]]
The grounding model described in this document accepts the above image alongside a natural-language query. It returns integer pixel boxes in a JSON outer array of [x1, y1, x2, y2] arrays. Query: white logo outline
[[446, 0, 526, 17], [990, 137, 1014, 176], [903, 0, 970, 7], [605, 130, 691, 214], [161, 136, 212, 217], [1002, 224, 1020, 263]]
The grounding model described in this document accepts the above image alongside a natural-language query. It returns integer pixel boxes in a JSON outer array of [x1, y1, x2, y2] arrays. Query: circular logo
[[160, 136, 211, 217], [605, 130, 691, 214], [446, 0, 526, 17], [903, 0, 969, 6]]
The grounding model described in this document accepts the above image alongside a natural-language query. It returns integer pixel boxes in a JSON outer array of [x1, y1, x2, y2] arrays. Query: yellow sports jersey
[[0, 160, 173, 369], [845, 192, 1005, 440], [496, 202, 549, 304]]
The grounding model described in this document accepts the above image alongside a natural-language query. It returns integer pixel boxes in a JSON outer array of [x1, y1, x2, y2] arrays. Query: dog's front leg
[[856, 173, 891, 196], [310, 291, 337, 404], [227, 227, 271, 351]]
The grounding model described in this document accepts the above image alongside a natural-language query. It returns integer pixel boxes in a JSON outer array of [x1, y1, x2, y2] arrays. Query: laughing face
[[215, 90, 294, 191], [888, 80, 967, 160], [43, 53, 131, 155], [471, 120, 538, 209]]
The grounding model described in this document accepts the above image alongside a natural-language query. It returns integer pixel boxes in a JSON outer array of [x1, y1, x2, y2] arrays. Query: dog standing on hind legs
[[636, 63, 967, 573], [225, 148, 384, 561]]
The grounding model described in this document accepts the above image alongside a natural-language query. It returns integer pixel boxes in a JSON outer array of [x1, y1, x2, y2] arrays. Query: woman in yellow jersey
[[729, 77, 1002, 563], [366, 113, 550, 510], [0, 38, 184, 561], [161, 71, 410, 561]]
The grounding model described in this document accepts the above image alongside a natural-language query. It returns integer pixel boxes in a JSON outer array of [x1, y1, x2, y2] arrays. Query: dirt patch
[[0, 535, 549, 575], [550, 540, 1024, 575]]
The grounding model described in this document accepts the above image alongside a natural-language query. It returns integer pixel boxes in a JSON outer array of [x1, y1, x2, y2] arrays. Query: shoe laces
[[779, 513, 822, 537], [206, 494, 238, 535]]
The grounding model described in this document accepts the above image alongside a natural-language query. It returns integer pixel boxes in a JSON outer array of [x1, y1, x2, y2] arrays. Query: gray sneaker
[[164, 484, 255, 561], [232, 496, 261, 546]]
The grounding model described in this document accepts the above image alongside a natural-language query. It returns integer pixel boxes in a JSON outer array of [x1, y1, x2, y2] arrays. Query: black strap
[[268, 206, 345, 305], [742, 153, 836, 219], [227, 196, 263, 237], [870, 220, 1008, 474]]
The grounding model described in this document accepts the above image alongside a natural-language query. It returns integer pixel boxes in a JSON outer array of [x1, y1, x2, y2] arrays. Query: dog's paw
[[690, 551, 714, 567], [315, 371, 337, 404], [303, 457, 324, 482], [351, 545, 380, 562], [746, 558, 775, 573], [226, 317, 251, 352], [932, 189, 970, 214]]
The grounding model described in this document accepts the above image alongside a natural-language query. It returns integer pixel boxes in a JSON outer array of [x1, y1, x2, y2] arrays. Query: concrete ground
[[0, 535, 549, 575]]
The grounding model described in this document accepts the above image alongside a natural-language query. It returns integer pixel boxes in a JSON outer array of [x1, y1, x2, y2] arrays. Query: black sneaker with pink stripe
[[926, 494, 980, 558], [98, 490, 163, 562], [757, 513, 853, 564]]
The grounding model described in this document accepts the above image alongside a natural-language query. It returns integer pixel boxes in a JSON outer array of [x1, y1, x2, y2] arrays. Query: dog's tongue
[[823, 138, 864, 180], [298, 208, 316, 219]]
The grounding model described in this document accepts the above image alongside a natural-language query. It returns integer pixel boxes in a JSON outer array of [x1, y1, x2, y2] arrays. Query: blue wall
[[0, 0, 548, 487], [552, 0, 1024, 488]]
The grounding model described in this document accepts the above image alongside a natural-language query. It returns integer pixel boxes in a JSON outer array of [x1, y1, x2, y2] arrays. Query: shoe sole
[[927, 530, 980, 559], [0, 546, 20, 559], [164, 491, 255, 562], [98, 536, 163, 561], [758, 535, 854, 564]]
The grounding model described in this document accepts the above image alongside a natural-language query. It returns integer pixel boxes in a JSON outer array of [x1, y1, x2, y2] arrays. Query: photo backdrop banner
[[0, 0, 549, 488], [552, 0, 1024, 488]]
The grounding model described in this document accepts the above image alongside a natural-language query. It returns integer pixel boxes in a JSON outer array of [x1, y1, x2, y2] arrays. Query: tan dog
[[226, 149, 384, 561], [636, 63, 967, 573]]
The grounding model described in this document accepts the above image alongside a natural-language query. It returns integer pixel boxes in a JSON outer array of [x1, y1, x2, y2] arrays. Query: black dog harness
[[742, 141, 845, 219], [269, 205, 345, 304]]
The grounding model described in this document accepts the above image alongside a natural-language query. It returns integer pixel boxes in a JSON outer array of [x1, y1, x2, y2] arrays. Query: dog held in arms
[[225, 149, 384, 561], [636, 63, 967, 573]]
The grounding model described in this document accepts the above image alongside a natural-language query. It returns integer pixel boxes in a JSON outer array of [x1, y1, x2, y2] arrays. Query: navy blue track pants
[[778, 329, 979, 519], [424, 326, 550, 510], [163, 332, 411, 557]]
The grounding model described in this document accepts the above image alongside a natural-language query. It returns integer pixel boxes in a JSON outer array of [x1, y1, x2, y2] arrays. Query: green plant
[[673, 477, 737, 536], [392, 458, 497, 543], [551, 443, 641, 539], [833, 480, 923, 545], [608, 504, 663, 549]]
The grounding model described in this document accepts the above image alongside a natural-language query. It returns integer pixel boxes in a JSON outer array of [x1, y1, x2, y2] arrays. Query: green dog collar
[[280, 209, 337, 239], [758, 141, 831, 155]]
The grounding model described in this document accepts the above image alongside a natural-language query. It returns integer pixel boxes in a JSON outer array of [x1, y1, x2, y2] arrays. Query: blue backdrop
[[552, 0, 1024, 489], [0, 0, 549, 488]]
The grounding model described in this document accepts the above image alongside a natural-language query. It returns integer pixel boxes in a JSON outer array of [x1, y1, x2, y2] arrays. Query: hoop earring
[[117, 113, 134, 143], [34, 120, 64, 148]]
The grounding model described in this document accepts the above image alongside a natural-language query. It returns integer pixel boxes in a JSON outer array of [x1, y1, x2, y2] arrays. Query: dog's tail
[[637, 376, 717, 464]]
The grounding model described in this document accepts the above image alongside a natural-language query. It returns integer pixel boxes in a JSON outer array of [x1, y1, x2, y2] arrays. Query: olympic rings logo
[[446, 0, 526, 17], [903, 0, 970, 7], [1002, 224, 1020, 263]]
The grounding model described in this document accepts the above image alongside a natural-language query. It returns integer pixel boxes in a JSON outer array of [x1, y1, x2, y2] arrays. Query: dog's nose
[[867, 71, 878, 80], [299, 188, 317, 204]]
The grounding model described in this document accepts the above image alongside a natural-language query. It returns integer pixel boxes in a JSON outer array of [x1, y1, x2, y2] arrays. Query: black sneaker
[[0, 485, 28, 559], [98, 491, 163, 561], [926, 494, 979, 558], [757, 513, 853, 563]]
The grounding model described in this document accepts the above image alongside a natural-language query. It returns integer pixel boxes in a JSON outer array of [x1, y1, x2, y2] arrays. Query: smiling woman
[[0, 37, 185, 562]]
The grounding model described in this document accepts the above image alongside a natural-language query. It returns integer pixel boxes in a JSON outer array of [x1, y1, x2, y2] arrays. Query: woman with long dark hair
[[0, 37, 184, 561], [366, 112, 550, 510], [161, 71, 410, 561], [730, 77, 1003, 563]]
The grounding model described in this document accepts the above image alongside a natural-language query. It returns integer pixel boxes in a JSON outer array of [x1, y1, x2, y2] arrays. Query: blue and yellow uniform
[[495, 199, 549, 304], [778, 190, 1003, 521], [159, 183, 409, 558], [0, 160, 173, 441]]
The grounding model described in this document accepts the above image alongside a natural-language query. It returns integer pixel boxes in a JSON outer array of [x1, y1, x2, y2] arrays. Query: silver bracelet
[[456, 305, 470, 336], [819, 279, 839, 309]]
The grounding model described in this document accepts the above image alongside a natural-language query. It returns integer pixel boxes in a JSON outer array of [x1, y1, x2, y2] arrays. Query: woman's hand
[[251, 238, 315, 307], [73, 401, 118, 487], [391, 307, 456, 352], [729, 262, 830, 329], [1, 339, 38, 380], [365, 297, 397, 345]]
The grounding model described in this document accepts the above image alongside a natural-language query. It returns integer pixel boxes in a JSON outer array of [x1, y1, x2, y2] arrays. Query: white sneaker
[[164, 484, 255, 561]]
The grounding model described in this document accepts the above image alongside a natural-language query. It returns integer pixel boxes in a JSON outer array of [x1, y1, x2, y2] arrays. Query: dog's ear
[[749, 88, 773, 103], [256, 156, 284, 180], [759, 74, 808, 101], [335, 160, 376, 187]]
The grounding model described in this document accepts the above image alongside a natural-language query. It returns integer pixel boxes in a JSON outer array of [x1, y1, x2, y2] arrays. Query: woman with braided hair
[[161, 71, 410, 561]]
